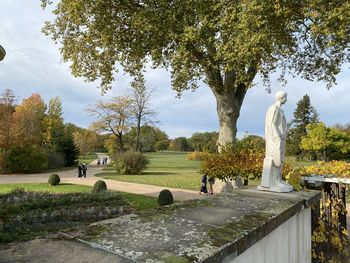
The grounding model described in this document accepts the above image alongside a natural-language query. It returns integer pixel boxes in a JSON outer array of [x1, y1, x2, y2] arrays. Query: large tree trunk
[[212, 84, 247, 150], [135, 118, 141, 152], [116, 132, 124, 153]]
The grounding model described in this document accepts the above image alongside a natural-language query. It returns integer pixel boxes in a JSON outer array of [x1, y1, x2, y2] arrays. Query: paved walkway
[[0, 154, 202, 202]]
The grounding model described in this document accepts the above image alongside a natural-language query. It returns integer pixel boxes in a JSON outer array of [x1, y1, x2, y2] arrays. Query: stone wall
[[229, 208, 311, 263]]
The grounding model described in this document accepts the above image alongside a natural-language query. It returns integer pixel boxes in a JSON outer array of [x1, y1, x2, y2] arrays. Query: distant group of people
[[78, 163, 87, 178], [97, 157, 108, 166], [199, 174, 215, 195]]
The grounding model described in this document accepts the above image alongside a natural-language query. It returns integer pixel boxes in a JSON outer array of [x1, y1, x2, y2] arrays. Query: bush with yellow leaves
[[187, 151, 207, 161]]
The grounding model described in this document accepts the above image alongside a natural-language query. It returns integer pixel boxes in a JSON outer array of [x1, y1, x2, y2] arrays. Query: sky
[[0, 1, 350, 139]]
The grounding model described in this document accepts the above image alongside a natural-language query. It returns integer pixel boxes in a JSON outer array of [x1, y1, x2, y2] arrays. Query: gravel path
[[0, 153, 203, 201]]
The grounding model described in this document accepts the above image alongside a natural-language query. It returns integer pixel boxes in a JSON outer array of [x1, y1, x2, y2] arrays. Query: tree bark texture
[[116, 132, 124, 154], [135, 118, 141, 152], [212, 85, 247, 150]]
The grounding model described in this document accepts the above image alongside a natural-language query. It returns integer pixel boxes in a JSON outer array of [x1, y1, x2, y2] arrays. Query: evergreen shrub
[[48, 174, 60, 186], [157, 189, 173, 206], [6, 146, 48, 172], [92, 180, 107, 193]]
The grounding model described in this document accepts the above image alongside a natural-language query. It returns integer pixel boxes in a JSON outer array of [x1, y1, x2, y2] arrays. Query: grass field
[[96, 152, 202, 191], [78, 153, 98, 164], [96, 152, 322, 191], [0, 183, 92, 194], [285, 156, 318, 168], [0, 183, 158, 210]]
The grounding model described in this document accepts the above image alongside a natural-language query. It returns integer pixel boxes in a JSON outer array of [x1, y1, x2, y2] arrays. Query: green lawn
[[78, 153, 98, 164], [0, 183, 92, 194], [96, 152, 202, 191], [96, 152, 323, 191], [285, 156, 318, 168], [0, 183, 158, 210]]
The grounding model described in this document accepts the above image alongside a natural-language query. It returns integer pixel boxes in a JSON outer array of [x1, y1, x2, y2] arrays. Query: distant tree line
[[286, 94, 350, 161]]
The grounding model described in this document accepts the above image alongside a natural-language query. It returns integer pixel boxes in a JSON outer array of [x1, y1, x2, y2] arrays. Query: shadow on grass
[[142, 171, 178, 176], [97, 171, 178, 177]]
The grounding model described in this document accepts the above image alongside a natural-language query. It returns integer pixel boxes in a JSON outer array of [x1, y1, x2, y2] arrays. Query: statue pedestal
[[257, 183, 293, 193]]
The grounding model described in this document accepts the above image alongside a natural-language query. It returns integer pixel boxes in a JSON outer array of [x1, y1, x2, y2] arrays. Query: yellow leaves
[[312, 192, 348, 262], [286, 170, 302, 191], [318, 252, 325, 261], [187, 151, 207, 161], [200, 142, 265, 180], [303, 160, 350, 178]]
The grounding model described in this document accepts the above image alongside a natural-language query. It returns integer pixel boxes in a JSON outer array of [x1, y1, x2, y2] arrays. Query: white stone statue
[[257, 90, 293, 193]]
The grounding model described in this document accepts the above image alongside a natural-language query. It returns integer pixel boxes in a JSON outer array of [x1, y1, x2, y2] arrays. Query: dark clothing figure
[[200, 175, 208, 194], [97, 159, 101, 165], [208, 176, 215, 195], [78, 164, 82, 178], [82, 163, 87, 178]]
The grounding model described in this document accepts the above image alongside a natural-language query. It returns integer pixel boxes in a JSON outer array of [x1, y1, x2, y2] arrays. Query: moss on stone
[[137, 198, 213, 222], [207, 212, 274, 247], [84, 224, 109, 240]]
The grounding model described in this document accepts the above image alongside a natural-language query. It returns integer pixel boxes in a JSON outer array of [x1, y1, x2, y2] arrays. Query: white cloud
[[0, 1, 349, 139]]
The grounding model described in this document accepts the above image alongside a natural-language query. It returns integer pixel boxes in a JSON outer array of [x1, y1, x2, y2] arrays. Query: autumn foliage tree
[[42, 96, 65, 147], [88, 96, 132, 153], [0, 89, 16, 168], [11, 93, 46, 147], [0, 90, 80, 172], [73, 129, 98, 156], [42, 1, 350, 149]]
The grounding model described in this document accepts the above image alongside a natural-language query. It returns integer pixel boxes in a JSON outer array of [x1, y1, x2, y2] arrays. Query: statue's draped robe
[[261, 104, 287, 188]]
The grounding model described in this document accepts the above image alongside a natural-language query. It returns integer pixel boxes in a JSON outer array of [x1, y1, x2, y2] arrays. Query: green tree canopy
[[42, 0, 350, 147], [286, 94, 319, 157], [188, 132, 218, 153], [169, 137, 192, 152], [43, 96, 65, 148], [124, 125, 168, 152], [301, 122, 350, 161]]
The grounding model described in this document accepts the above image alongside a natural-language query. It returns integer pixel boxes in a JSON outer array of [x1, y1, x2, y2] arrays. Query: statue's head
[[275, 90, 287, 105]]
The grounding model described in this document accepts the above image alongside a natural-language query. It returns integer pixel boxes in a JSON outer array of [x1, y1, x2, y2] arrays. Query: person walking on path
[[77, 164, 82, 179], [82, 163, 87, 178], [208, 176, 215, 195], [199, 174, 208, 194]]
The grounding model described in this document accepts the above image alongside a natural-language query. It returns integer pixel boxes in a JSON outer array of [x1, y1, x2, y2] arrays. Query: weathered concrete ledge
[[65, 189, 321, 263]]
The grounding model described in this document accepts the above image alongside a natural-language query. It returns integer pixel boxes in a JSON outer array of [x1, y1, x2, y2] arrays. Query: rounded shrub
[[113, 151, 149, 175], [157, 189, 173, 206], [92, 180, 107, 193], [48, 174, 60, 186]]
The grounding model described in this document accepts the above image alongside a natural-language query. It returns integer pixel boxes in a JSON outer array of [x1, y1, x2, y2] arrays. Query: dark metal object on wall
[[0, 45, 6, 61]]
